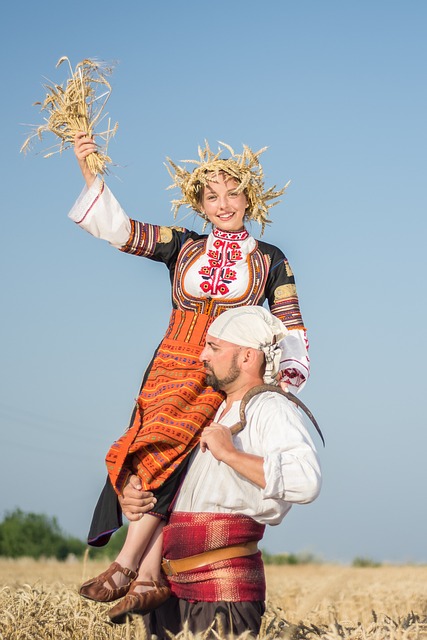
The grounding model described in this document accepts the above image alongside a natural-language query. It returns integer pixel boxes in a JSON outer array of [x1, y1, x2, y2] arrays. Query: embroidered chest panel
[[173, 235, 270, 317]]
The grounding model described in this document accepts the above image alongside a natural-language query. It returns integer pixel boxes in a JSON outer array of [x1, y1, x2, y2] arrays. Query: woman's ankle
[[114, 554, 139, 573]]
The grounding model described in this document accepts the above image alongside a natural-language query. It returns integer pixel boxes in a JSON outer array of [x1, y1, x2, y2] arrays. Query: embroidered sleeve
[[68, 178, 193, 268], [119, 220, 161, 257], [267, 260, 305, 330], [260, 243, 310, 390], [119, 221, 191, 268]]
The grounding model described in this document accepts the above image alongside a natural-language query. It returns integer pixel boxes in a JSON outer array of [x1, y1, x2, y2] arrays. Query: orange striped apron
[[105, 310, 223, 494]]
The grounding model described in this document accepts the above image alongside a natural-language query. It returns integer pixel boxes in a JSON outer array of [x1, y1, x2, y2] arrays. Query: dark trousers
[[150, 596, 265, 639]]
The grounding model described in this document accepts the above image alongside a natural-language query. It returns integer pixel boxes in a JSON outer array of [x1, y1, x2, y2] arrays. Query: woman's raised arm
[[74, 131, 98, 189]]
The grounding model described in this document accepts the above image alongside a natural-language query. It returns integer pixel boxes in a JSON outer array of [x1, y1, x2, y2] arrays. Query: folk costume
[[151, 307, 321, 638], [151, 386, 321, 637], [68, 143, 310, 544]]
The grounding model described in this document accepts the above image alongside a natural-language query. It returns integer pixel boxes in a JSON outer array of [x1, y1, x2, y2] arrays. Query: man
[[120, 306, 321, 638]]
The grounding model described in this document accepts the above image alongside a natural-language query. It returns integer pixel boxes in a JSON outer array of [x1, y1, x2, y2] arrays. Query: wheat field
[[0, 558, 426, 639]]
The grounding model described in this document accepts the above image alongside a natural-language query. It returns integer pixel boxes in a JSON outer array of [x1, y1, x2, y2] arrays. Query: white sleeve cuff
[[262, 453, 285, 499], [262, 451, 322, 504], [278, 329, 310, 393], [68, 177, 131, 247]]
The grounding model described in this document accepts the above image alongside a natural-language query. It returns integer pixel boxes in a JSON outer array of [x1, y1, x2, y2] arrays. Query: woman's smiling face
[[200, 172, 248, 232]]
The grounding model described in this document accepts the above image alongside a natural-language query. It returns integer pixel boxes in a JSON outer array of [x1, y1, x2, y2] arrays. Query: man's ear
[[242, 348, 265, 378], [239, 347, 260, 369], [239, 347, 252, 364]]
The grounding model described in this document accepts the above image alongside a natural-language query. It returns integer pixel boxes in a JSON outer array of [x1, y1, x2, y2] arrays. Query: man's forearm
[[221, 449, 266, 488]]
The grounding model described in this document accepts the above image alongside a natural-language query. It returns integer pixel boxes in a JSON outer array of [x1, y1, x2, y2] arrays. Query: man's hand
[[200, 422, 235, 461], [200, 423, 266, 489], [118, 474, 157, 521]]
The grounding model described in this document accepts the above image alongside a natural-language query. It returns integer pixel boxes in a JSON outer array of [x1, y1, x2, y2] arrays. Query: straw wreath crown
[[165, 140, 290, 234]]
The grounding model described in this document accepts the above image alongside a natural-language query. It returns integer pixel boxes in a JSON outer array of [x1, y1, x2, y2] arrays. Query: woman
[[71, 133, 309, 621]]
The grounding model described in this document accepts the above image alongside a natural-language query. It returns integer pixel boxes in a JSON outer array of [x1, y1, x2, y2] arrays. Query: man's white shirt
[[172, 391, 321, 525]]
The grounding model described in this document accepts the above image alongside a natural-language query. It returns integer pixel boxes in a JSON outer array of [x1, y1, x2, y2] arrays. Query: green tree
[[261, 549, 320, 565], [0, 509, 86, 560], [352, 556, 381, 568]]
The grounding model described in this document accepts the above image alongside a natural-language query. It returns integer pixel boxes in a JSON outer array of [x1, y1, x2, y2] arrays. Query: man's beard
[[205, 353, 240, 391]]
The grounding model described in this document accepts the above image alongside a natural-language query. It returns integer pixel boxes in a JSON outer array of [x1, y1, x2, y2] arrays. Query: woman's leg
[[107, 525, 170, 623], [80, 514, 163, 600], [118, 520, 165, 596], [116, 515, 161, 570], [104, 514, 163, 589]]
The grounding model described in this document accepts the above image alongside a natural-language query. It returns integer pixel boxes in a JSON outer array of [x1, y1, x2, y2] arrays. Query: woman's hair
[[165, 140, 289, 234], [193, 168, 245, 206]]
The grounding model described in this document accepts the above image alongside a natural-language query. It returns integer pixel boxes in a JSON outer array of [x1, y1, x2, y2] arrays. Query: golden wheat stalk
[[20, 56, 118, 176]]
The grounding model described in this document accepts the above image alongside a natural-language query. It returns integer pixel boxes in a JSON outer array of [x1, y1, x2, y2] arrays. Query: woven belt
[[161, 540, 259, 576]]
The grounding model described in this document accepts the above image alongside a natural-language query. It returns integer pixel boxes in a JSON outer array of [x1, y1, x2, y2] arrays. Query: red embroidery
[[213, 228, 249, 241], [198, 238, 244, 295]]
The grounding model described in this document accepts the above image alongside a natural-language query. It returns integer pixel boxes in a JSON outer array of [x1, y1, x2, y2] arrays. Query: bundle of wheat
[[20, 56, 118, 176]]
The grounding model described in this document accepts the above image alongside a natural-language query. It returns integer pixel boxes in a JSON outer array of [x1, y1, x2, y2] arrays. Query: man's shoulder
[[240, 390, 303, 443], [246, 388, 298, 416]]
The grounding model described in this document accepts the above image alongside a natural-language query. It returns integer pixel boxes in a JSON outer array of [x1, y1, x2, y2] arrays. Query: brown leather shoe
[[108, 580, 171, 624], [79, 562, 137, 602]]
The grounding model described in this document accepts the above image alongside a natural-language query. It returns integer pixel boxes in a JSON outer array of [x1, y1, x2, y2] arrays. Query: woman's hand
[[279, 380, 289, 393], [74, 131, 98, 188]]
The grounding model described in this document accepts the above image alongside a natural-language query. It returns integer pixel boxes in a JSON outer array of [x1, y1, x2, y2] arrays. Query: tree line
[[0, 509, 314, 564], [0, 509, 126, 561], [0, 509, 381, 566]]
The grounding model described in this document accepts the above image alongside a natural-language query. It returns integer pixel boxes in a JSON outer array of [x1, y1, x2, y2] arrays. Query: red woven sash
[[162, 512, 266, 602]]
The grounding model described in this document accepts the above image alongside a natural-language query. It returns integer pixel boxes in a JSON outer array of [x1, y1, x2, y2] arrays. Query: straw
[[20, 56, 118, 176], [165, 140, 290, 234]]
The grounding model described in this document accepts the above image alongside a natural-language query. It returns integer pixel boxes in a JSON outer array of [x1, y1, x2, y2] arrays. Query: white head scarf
[[208, 307, 288, 384]]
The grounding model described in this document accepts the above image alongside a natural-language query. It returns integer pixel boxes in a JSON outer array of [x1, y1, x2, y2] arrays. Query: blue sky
[[1, 1, 426, 564]]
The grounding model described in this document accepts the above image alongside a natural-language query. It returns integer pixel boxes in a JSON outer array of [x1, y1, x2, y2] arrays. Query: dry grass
[[20, 56, 118, 175], [0, 559, 426, 639]]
